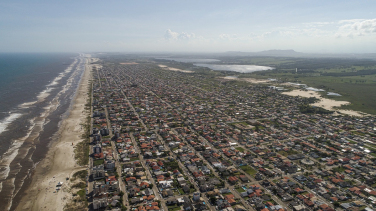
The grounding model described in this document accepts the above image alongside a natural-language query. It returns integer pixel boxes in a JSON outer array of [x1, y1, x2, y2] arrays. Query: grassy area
[[332, 166, 346, 173], [236, 188, 245, 193], [177, 188, 184, 195], [76, 189, 86, 199], [93, 159, 104, 166], [168, 205, 182, 211], [235, 147, 245, 152], [72, 182, 86, 189], [72, 170, 87, 181], [130, 157, 139, 161], [300, 76, 376, 114], [236, 57, 376, 114], [240, 165, 257, 175]]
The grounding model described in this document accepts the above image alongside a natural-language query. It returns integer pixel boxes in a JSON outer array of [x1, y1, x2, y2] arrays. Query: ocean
[[0, 53, 85, 210]]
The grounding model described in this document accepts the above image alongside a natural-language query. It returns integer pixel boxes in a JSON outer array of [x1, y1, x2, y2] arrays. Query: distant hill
[[223, 49, 303, 57], [257, 49, 303, 56], [222, 50, 376, 59]]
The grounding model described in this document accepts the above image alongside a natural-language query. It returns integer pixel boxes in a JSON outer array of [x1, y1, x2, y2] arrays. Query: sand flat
[[222, 76, 271, 84], [282, 90, 363, 116], [158, 64, 193, 73], [15, 55, 92, 211]]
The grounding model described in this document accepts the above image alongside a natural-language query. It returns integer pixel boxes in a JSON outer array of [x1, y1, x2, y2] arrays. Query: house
[[162, 189, 174, 198], [202, 166, 211, 174], [93, 195, 108, 210], [182, 185, 191, 193], [92, 165, 105, 180], [166, 197, 177, 205], [228, 176, 238, 184], [239, 175, 249, 182], [183, 196, 193, 210], [104, 159, 115, 170]]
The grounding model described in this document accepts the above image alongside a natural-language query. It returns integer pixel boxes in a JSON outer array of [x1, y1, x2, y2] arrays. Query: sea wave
[[36, 59, 78, 103], [0, 140, 23, 192], [19, 101, 38, 108], [0, 113, 23, 135]]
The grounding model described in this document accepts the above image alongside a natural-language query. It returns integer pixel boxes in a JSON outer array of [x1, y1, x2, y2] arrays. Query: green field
[[235, 147, 245, 152], [93, 159, 104, 166], [240, 165, 257, 175]]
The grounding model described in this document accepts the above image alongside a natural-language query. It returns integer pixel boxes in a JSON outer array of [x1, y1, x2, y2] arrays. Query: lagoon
[[194, 63, 274, 73]]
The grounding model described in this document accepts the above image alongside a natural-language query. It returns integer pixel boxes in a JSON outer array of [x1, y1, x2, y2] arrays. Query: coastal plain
[[12, 54, 376, 211]]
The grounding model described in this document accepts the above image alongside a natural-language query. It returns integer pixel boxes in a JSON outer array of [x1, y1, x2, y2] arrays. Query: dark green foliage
[[72, 170, 87, 181], [298, 104, 334, 114]]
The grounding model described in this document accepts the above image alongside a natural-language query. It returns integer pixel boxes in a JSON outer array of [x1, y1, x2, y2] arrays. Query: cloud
[[336, 19, 376, 38], [164, 29, 196, 41], [219, 33, 237, 40], [255, 19, 376, 40]]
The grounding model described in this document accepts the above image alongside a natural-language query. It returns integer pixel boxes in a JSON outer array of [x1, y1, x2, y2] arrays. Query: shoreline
[[14, 55, 93, 211]]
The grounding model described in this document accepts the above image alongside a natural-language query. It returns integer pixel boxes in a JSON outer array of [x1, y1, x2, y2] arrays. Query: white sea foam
[[19, 101, 38, 109], [35, 59, 78, 103], [0, 113, 23, 134], [0, 140, 23, 181]]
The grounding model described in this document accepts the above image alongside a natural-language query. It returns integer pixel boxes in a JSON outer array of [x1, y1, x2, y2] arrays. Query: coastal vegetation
[[74, 80, 92, 166], [298, 104, 334, 115], [64, 170, 88, 211]]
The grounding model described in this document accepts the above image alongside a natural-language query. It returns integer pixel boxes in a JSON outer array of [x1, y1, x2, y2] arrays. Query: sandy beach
[[15, 56, 93, 211], [282, 90, 364, 116], [158, 64, 194, 73]]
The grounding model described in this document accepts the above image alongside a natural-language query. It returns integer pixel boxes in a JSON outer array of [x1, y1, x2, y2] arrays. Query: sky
[[1, 0, 376, 53]]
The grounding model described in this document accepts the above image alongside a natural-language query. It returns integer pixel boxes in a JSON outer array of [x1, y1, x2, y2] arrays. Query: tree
[[210, 196, 216, 204]]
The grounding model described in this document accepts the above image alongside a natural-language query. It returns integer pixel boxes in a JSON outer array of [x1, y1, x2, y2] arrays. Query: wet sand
[[15, 56, 93, 211]]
